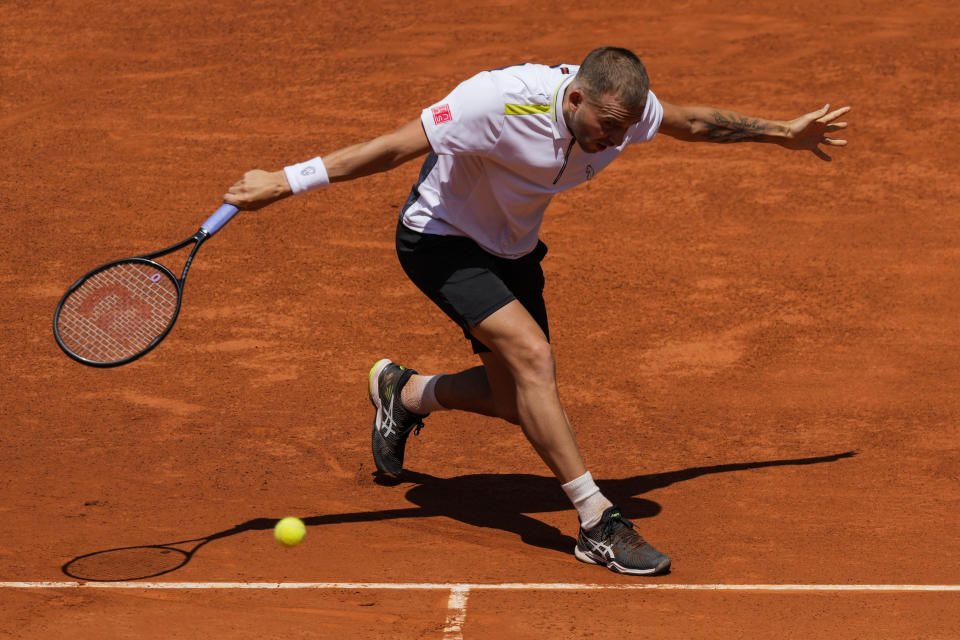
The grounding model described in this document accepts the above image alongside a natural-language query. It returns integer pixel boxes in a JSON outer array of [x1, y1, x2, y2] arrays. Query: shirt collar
[[550, 75, 576, 141]]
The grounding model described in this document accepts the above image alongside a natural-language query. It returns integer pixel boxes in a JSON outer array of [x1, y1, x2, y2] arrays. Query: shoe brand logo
[[377, 394, 398, 438], [584, 536, 614, 560]]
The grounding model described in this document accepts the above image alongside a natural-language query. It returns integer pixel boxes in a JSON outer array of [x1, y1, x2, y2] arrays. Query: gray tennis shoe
[[575, 505, 671, 575], [368, 358, 428, 477]]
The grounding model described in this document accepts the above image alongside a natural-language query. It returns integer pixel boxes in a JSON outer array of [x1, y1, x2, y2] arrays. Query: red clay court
[[2, 0, 958, 637]]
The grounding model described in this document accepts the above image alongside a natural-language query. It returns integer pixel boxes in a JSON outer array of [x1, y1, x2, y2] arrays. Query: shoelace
[[412, 420, 425, 436], [598, 512, 648, 550]]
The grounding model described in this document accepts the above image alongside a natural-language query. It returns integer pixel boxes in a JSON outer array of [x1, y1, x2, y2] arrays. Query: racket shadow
[[61, 451, 856, 581], [61, 519, 277, 582]]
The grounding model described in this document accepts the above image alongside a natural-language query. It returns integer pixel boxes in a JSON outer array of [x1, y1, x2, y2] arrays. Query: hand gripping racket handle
[[200, 203, 240, 236]]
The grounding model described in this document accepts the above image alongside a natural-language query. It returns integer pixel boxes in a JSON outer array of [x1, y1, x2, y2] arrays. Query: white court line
[[442, 586, 470, 640], [1, 582, 959, 591], [6, 581, 957, 638]]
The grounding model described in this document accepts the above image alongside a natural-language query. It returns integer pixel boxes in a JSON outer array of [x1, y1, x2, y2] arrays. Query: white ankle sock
[[400, 374, 445, 415], [561, 471, 613, 531]]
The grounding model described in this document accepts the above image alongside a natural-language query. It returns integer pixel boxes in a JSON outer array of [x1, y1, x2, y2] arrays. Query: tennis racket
[[53, 203, 240, 367]]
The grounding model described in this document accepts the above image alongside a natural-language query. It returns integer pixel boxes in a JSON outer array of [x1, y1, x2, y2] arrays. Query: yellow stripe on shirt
[[505, 103, 552, 116]]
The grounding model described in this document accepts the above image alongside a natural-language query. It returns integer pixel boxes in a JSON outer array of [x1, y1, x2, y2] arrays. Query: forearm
[[657, 100, 850, 159], [666, 105, 791, 144]]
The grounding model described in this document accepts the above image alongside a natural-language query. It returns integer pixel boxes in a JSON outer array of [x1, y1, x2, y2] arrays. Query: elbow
[[660, 120, 699, 142], [688, 121, 710, 137]]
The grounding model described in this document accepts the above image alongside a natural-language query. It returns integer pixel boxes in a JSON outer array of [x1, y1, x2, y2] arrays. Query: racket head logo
[[76, 283, 154, 336], [54, 258, 183, 367]]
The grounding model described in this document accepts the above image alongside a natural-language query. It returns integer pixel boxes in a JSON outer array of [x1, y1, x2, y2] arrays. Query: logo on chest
[[585, 165, 595, 181]]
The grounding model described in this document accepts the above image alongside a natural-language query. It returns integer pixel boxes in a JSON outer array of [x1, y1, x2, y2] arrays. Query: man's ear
[[567, 87, 585, 112]]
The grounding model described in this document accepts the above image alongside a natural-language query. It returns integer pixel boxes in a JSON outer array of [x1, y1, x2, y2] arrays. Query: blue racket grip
[[200, 203, 240, 236]]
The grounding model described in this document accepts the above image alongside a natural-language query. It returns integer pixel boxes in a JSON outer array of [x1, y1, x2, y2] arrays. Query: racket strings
[[56, 262, 179, 363]]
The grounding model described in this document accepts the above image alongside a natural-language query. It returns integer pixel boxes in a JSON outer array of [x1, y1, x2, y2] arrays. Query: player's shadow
[[62, 451, 855, 580], [340, 450, 858, 554]]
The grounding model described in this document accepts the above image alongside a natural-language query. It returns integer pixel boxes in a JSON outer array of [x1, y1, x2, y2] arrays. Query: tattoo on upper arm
[[704, 112, 771, 142]]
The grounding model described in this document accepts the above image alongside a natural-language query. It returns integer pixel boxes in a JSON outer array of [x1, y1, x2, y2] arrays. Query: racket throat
[[179, 231, 209, 283]]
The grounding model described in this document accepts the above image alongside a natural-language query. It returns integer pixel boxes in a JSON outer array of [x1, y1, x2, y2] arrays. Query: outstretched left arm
[[658, 101, 850, 160]]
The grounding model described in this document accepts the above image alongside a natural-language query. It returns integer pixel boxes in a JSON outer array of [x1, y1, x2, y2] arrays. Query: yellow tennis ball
[[274, 517, 306, 547]]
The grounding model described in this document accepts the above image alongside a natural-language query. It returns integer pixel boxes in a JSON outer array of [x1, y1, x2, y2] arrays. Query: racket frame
[[53, 230, 211, 367], [53, 203, 237, 367]]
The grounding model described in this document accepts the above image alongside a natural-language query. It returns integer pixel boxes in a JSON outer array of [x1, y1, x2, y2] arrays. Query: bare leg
[[464, 301, 587, 484], [404, 301, 585, 481], [431, 365, 500, 419], [390, 303, 669, 572], [431, 355, 521, 425]]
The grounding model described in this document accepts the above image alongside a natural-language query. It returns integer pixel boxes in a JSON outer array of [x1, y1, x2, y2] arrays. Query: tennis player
[[225, 46, 849, 576]]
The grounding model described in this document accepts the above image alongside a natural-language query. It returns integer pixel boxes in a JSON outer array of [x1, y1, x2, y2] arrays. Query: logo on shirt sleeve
[[431, 104, 453, 125]]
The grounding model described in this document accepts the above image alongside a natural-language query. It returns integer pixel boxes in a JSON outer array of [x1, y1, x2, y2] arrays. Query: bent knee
[[511, 339, 556, 387]]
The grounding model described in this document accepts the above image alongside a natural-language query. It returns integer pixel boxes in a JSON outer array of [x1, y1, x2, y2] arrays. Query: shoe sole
[[574, 545, 671, 576]]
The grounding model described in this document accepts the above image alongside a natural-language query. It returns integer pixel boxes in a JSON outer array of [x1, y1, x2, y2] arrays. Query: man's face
[[568, 90, 645, 153]]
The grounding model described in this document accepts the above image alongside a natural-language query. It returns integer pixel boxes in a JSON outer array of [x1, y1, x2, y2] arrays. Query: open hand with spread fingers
[[783, 104, 851, 160]]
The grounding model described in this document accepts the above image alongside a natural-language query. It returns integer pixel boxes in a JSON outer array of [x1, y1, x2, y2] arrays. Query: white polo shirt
[[402, 63, 663, 258]]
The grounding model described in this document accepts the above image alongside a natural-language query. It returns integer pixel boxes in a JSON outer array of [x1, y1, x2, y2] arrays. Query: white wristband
[[283, 156, 330, 194]]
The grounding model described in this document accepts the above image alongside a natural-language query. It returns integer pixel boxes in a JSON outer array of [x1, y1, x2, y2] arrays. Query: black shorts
[[396, 220, 549, 354]]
